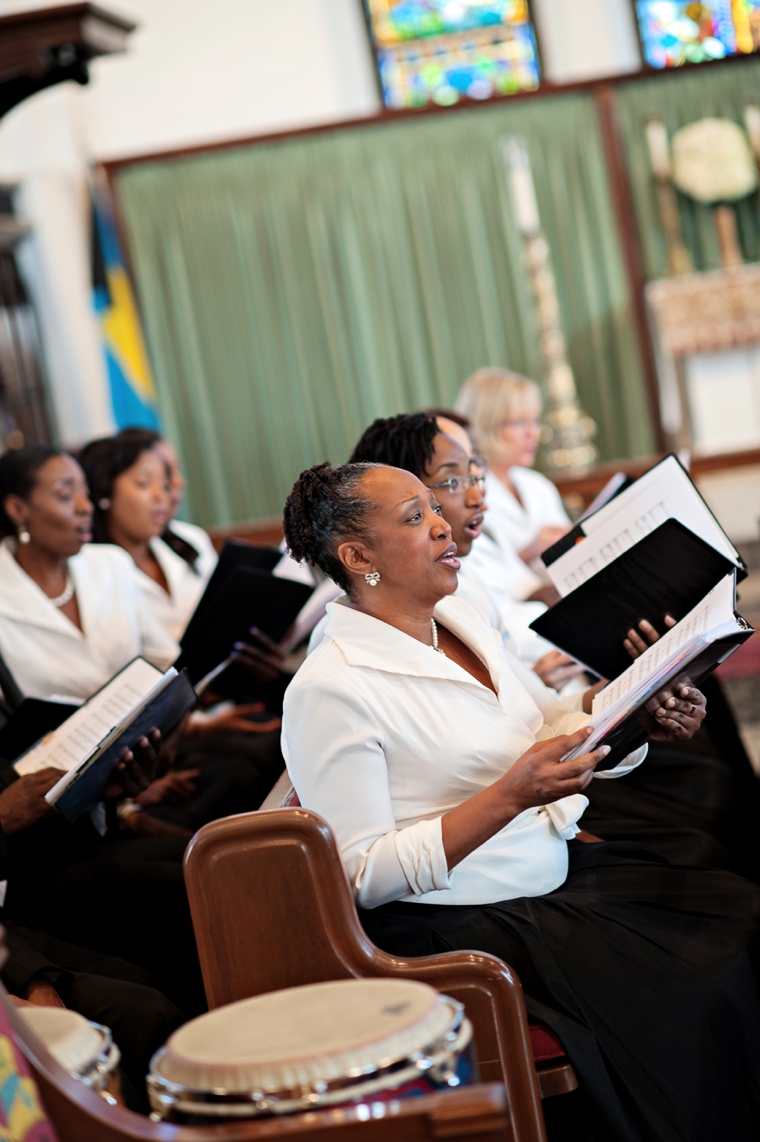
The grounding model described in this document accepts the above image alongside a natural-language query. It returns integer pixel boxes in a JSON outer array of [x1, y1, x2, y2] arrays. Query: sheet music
[[547, 456, 740, 596], [561, 576, 740, 762], [15, 659, 164, 776]]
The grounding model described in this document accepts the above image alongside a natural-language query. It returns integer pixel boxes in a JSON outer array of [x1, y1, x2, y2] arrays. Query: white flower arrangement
[[671, 117, 758, 204]]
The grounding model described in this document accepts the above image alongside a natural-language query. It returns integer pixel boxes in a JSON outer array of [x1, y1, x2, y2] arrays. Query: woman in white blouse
[[79, 433, 216, 643], [281, 460, 760, 1142], [0, 446, 177, 702], [455, 367, 570, 593]]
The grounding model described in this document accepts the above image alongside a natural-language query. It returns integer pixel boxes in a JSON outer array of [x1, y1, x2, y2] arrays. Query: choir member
[[455, 367, 570, 589], [79, 433, 214, 643], [281, 459, 760, 1142]]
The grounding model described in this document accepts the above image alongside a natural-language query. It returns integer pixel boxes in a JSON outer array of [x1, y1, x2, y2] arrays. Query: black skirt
[[359, 840, 760, 1142]]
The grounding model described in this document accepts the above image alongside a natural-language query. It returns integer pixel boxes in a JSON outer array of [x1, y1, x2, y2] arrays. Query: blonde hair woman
[[455, 368, 569, 580]]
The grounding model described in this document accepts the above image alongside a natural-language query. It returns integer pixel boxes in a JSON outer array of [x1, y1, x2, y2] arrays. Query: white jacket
[[283, 595, 644, 911], [136, 522, 218, 642], [0, 540, 179, 702], [485, 467, 570, 557]]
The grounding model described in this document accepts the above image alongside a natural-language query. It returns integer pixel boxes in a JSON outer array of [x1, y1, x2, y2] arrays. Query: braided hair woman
[[282, 460, 760, 1142]]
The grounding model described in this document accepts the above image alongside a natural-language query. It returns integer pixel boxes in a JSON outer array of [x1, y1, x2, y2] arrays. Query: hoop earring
[[17, 529, 30, 545], [365, 571, 381, 587]]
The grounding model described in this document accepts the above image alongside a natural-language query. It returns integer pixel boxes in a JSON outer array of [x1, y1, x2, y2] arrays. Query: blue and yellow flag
[[91, 173, 161, 430]]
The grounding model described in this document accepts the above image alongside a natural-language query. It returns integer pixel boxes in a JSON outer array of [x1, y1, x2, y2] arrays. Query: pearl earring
[[17, 529, 30, 545], [98, 498, 111, 510], [365, 571, 381, 587]]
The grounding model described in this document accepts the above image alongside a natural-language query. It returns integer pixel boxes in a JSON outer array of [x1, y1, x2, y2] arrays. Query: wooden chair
[[248, 779, 575, 1102], [183, 809, 574, 1142], [2, 977, 510, 1142]]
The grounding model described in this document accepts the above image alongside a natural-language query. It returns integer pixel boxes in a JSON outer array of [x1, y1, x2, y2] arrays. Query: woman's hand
[[103, 729, 161, 800], [499, 727, 609, 813], [135, 769, 199, 807], [533, 650, 585, 691], [231, 627, 285, 683], [520, 526, 569, 566], [649, 685, 706, 742], [441, 726, 608, 872], [623, 615, 676, 659], [582, 679, 608, 714], [0, 770, 60, 835], [187, 703, 281, 736]]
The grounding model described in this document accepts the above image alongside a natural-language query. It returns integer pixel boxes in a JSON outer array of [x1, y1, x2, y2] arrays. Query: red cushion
[[529, 1023, 566, 1062], [282, 786, 301, 808]]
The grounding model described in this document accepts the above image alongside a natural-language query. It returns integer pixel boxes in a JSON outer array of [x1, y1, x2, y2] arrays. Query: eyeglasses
[[428, 472, 486, 496]]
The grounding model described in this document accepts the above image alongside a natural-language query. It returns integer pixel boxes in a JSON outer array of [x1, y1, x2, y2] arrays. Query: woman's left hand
[[103, 729, 162, 799], [649, 685, 706, 742]]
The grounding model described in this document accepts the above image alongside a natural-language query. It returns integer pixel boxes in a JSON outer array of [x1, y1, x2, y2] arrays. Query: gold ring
[[689, 703, 696, 715]]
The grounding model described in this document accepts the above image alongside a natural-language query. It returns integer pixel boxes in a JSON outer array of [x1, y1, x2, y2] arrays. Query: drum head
[[20, 1007, 103, 1075], [156, 978, 457, 1093]]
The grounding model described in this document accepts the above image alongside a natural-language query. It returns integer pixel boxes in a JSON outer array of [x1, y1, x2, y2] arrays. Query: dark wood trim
[[101, 51, 760, 173], [593, 81, 665, 451], [0, 3, 134, 33], [692, 448, 760, 475]]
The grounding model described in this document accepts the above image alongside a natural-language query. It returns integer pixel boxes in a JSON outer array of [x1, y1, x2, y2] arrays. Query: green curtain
[[116, 94, 653, 526], [616, 58, 760, 281]]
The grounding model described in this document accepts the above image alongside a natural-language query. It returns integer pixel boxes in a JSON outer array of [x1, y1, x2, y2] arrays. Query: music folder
[[181, 540, 283, 648], [0, 698, 79, 763], [561, 575, 753, 770], [177, 566, 314, 686], [43, 667, 197, 824], [529, 519, 737, 680]]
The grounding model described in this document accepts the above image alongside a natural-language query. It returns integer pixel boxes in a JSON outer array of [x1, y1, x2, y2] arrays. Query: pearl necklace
[[49, 568, 75, 608], [431, 618, 446, 656]]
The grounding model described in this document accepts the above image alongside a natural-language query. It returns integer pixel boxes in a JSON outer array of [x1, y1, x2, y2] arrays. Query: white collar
[[321, 593, 502, 694], [0, 538, 84, 639]]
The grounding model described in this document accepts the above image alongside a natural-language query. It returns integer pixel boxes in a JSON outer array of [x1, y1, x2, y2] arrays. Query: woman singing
[[281, 460, 760, 1142]]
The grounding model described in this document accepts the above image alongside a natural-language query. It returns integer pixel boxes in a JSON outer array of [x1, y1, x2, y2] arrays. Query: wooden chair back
[[183, 809, 547, 1142]]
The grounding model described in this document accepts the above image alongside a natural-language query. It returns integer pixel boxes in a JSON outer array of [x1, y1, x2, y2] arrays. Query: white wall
[[0, 0, 643, 448], [534, 0, 641, 84]]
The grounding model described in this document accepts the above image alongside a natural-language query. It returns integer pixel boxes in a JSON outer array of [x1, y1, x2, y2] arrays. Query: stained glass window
[[635, 1, 760, 69], [363, 1, 540, 110]]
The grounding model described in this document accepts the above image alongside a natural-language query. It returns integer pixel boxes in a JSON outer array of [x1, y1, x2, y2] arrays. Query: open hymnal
[[14, 658, 196, 822], [562, 574, 752, 767], [542, 454, 744, 598]]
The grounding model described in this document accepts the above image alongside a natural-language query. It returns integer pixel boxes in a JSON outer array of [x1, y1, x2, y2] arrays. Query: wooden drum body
[[148, 978, 475, 1124]]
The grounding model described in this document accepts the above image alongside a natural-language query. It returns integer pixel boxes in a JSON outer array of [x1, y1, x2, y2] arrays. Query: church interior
[[1, 3, 760, 1140]]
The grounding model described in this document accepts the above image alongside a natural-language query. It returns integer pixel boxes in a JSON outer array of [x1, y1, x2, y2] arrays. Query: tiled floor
[[724, 541, 760, 773]]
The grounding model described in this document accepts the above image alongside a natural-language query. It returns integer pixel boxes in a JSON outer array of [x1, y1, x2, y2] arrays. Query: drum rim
[[148, 1005, 472, 1119], [73, 1022, 121, 1091]]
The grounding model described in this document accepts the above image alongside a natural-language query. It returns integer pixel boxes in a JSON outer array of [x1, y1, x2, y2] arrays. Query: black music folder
[[177, 566, 313, 686], [561, 575, 753, 770], [44, 668, 197, 823], [0, 698, 78, 763], [182, 540, 284, 646], [529, 519, 737, 680], [540, 453, 746, 582]]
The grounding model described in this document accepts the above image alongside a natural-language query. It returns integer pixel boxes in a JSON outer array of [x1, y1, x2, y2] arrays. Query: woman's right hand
[[533, 650, 585, 690], [499, 726, 609, 814], [441, 726, 608, 872]]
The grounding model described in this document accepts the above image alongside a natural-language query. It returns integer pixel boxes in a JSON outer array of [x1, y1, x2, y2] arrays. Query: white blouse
[[0, 540, 179, 702], [484, 468, 570, 556], [136, 522, 218, 642], [283, 596, 644, 911], [458, 533, 553, 665]]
